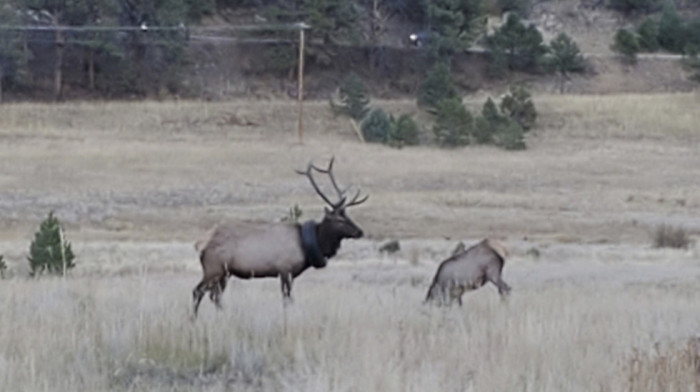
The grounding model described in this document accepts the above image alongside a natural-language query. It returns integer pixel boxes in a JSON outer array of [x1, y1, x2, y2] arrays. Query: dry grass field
[[0, 93, 699, 391]]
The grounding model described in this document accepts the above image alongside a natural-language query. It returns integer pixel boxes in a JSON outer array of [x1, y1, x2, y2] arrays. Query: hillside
[[1, 0, 698, 101], [136, 0, 700, 98]]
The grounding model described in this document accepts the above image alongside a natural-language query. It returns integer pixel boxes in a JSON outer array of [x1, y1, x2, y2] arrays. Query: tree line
[[0, 0, 204, 101], [612, 1, 700, 70], [0, 0, 695, 102]]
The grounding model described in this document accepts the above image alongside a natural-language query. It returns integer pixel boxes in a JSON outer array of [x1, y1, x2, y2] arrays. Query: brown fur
[[192, 158, 368, 318], [191, 212, 364, 317], [425, 238, 511, 306]]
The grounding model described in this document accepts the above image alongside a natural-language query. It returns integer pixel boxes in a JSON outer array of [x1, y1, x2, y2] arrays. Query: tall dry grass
[[625, 339, 700, 392], [0, 93, 698, 391], [533, 93, 700, 140], [0, 93, 698, 244], [1, 269, 700, 392], [0, 93, 697, 141]]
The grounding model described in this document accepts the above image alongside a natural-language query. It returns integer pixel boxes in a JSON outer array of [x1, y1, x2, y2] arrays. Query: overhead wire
[[0, 23, 308, 32], [0, 23, 302, 45]]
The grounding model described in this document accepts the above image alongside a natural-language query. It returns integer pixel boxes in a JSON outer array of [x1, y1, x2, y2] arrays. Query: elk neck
[[316, 221, 344, 259], [299, 220, 327, 269]]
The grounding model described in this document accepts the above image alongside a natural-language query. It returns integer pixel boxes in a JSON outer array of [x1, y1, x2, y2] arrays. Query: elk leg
[[495, 279, 511, 297], [280, 272, 294, 305], [192, 280, 207, 317], [193, 275, 225, 317], [427, 285, 440, 306], [486, 270, 510, 297], [440, 285, 450, 307], [210, 276, 227, 310], [448, 283, 465, 307]]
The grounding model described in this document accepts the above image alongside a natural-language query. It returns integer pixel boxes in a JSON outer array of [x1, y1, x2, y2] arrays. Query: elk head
[[297, 157, 368, 257]]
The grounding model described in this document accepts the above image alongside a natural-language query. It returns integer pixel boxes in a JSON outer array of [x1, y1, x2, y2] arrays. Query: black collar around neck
[[301, 220, 327, 269]]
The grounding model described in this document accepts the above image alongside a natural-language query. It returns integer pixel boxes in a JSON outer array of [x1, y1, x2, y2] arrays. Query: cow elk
[[425, 239, 511, 306], [192, 157, 368, 317]]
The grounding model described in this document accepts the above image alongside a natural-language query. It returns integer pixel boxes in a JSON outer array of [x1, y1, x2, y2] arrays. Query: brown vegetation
[[652, 224, 692, 249], [0, 94, 698, 391], [625, 338, 700, 391]]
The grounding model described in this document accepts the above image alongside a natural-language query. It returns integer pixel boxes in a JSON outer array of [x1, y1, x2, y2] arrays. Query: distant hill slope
[[1, 0, 697, 101], [190, 1, 698, 98]]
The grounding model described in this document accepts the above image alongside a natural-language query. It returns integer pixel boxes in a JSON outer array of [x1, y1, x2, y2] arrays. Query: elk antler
[[296, 158, 345, 210], [296, 157, 368, 210], [308, 157, 347, 201], [345, 187, 369, 208]]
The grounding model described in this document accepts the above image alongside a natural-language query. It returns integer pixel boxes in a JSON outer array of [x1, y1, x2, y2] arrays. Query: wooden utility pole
[[58, 225, 66, 277], [0, 65, 4, 104], [296, 23, 309, 144], [53, 16, 65, 102]]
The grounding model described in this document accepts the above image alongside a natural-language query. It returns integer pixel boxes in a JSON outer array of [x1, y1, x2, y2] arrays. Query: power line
[[189, 35, 295, 44], [17, 36, 297, 45], [0, 22, 304, 46], [0, 24, 181, 32], [0, 22, 309, 32]]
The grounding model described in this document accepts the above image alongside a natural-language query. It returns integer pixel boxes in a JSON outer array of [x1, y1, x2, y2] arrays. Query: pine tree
[[657, 1, 686, 53], [637, 18, 660, 52], [474, 97, 505, 144], [427, 0, 483, 57], [263, 1, 360, 68], [28, 211, 75, 277], [361, 108, 392, 143], [608, 0, 660, 14], [0, 255, 6, 279], [486, 13, 548, 73], [500, 84, 537, 131], [0, 1, 30, 103], [115, 0, 192, 95], [17, 0, 97, 100], [303, 0, 360, 45], [686, 20, 700, 53], [474, 97, 527, 149], [387, 114, 421, 148], [612, 28, 640, 64], [547, 33, 586, 93], [185, 0, 216, 21], [77, 0, 123, 91], [497, 0, 529, 14], [330, 73, 371, 121], [433, 97, 473, 147], [417, 61, 458, 111], [493, 119, 526, 150]]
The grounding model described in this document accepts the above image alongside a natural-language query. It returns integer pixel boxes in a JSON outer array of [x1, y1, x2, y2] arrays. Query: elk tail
[[194, 227, 216, 262], [194, 240, 208, 266], [486, 238, 509, 261]]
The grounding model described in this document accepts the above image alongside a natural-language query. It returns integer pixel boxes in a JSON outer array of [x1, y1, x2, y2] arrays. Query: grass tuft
[[624, 338, 700, 392], [652, 224, 691, 249]]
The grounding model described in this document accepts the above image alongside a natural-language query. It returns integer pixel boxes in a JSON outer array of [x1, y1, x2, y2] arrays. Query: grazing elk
[[192, 157, 368, 317], [425, 239, 511, 306]]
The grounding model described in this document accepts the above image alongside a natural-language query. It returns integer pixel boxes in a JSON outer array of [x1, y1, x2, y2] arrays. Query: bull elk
[[425, 239, 511, 306], [192, 157, 368, 317]]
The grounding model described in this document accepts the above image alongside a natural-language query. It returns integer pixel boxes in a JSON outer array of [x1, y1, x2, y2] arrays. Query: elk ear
[[324, 207, 332, 215]]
